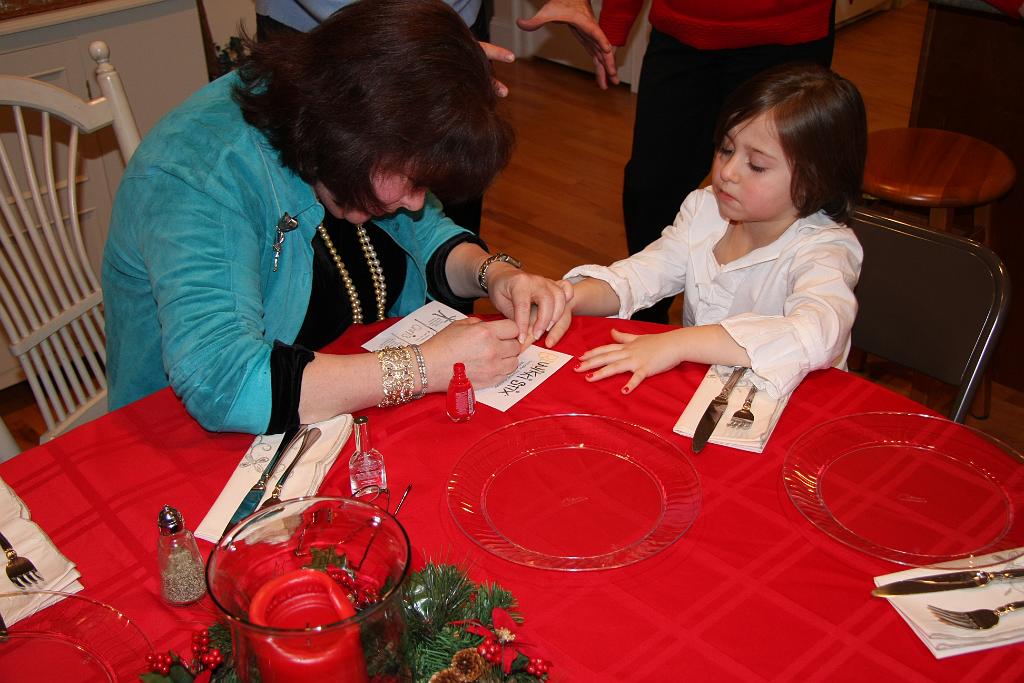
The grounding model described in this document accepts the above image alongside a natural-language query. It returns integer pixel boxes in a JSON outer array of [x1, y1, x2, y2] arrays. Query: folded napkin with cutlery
[[673, 367, 789, 453], [874, 550, 1024, 658], [196, 414, 354, 542], [0, 475, 83, 626]]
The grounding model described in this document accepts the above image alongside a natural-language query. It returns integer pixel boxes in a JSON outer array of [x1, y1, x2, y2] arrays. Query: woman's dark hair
[[713, 63, 867, 223], [234, 0, 514, 213]]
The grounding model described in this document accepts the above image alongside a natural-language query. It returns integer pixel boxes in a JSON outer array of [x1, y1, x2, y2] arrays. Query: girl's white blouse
[[564, 187, 863, 398]]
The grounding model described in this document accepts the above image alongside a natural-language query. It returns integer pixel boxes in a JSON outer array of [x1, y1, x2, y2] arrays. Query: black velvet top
[[265, 215, 484, 433]]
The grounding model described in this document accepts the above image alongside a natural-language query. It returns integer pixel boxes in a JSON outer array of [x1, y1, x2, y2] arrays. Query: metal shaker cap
[[158, 504, 184, 535]]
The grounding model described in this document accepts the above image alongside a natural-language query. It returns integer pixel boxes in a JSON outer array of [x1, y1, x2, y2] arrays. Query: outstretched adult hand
[[516, 0, 620, 89], [479, 41, 515, 96]]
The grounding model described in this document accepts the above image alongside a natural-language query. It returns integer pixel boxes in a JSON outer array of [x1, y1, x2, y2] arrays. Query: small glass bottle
[[446, 362, 475, 422], [349, 415, 387, 495], [157, 505, 206, 606]]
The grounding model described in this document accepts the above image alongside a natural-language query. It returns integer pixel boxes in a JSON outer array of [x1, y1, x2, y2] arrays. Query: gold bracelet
[[377, 346, 415, 407], [411, 344, 428, 399]]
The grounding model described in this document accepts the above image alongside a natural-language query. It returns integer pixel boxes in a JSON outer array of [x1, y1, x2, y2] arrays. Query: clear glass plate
[[0, 591, 151, 682], [447, 414, 701, 571], [783, 412, 1024, 568]]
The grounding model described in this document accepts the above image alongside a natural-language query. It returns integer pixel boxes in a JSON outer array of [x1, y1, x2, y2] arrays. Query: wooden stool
[[863, 128, 1016, 245], [861, 127, 1016, 418]]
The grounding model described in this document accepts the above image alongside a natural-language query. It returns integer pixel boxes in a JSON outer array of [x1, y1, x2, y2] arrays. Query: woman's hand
[[486, 264, 574, 344], [421, 318, 521, 389], [515, 0, 619, 89], [576, 328, 685, 393]]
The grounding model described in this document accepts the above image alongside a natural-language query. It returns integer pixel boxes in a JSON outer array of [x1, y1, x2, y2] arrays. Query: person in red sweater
[[519, 0, 836, 323]]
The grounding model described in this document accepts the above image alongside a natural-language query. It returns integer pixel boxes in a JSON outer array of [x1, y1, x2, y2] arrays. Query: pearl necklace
[[316, 223, 387, 324]]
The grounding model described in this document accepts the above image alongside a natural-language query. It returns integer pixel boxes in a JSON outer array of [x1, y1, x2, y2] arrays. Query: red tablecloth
[[2, 316, 1021, 681]]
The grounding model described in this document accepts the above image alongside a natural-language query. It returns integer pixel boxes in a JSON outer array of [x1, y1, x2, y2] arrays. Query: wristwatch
[[477, 252, 522, 293]]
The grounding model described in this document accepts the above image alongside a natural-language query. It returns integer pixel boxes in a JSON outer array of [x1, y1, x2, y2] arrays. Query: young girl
[[545, 63, 867, 398]]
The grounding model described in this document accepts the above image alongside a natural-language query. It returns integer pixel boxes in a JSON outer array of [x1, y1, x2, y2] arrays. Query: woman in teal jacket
[[102, 0, 570, 434]]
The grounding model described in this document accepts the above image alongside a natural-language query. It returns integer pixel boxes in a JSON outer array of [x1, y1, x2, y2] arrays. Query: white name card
[[361, 302, 571, 411]]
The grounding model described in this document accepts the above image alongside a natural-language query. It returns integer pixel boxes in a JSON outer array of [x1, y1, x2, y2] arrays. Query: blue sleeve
[[117, 172, 276, 433]]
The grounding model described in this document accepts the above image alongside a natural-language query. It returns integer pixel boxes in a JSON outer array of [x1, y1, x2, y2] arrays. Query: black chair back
[[849, 209, 1010, 423]]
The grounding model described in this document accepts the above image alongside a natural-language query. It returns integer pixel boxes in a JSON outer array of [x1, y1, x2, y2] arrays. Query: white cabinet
[[835, 0, 894, 25], [0, 0, 208, 389]]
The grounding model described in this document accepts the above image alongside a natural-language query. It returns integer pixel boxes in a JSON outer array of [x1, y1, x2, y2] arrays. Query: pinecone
[[450, 648, 487, 681], [429, 668, 464, 683]]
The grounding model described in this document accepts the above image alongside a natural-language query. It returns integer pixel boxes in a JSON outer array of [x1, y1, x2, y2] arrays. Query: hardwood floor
[[4, 0, 1021, 453]]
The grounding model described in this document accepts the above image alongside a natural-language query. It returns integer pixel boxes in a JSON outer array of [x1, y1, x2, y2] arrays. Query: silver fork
[[727, 385, 757, 429], [260, 427, 322, 509], [0, 530, 42, 588], [928, 602, 1024, 630]]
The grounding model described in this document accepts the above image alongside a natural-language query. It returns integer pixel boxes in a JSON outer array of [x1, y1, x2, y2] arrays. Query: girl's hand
[[576, 328, 684, 393], [421, 318, 521, 389], [543, 296, 576, 348], [486, 266, 574, 344]]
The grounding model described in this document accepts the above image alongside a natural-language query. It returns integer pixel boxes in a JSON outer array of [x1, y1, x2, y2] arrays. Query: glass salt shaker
[[157, 505, 207, 606], [349, 415, 387, 496]]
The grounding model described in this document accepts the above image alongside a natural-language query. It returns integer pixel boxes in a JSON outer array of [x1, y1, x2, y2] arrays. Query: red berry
[[476, 644, 488, 656], [527, 664, 538, 675]]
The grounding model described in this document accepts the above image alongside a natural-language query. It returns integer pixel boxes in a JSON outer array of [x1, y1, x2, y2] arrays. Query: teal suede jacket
[[102, 73, 468, 433]]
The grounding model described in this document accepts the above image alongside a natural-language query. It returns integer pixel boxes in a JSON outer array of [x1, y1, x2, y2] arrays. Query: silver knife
[[691, 367, 746, 453], [222, 425, 304, 537], [872, 567, 1024, 596]]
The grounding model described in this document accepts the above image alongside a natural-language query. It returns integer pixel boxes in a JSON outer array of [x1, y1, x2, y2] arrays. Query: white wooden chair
[[0, 41, 140, 458]]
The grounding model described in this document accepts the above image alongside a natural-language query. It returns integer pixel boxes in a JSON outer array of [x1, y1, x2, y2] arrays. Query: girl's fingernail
[[585, 373, 594, 380], [572, 361, 581, 370], [621, 386, 630, 394]]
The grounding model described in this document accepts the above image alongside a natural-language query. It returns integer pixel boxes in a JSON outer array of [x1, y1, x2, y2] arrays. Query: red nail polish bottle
[[446, 363, 475, 422]]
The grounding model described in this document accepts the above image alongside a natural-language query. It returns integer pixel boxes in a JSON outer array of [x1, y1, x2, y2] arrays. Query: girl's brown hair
[[234, 0, 514, 214], [713, 63, 867, 223]]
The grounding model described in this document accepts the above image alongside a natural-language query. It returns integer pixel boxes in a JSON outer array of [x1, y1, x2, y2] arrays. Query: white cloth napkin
[[874, 549, 1024, 658], [673, 367, 789, 453], [0, 475, 83, 626], [196, 414, 354, 542]]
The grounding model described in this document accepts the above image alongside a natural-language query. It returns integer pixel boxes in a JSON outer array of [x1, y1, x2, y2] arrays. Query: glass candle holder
[[207, 497, 411, 682]]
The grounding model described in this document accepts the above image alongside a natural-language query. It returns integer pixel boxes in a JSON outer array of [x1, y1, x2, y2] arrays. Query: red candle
[[248, 569, 369, 682]]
